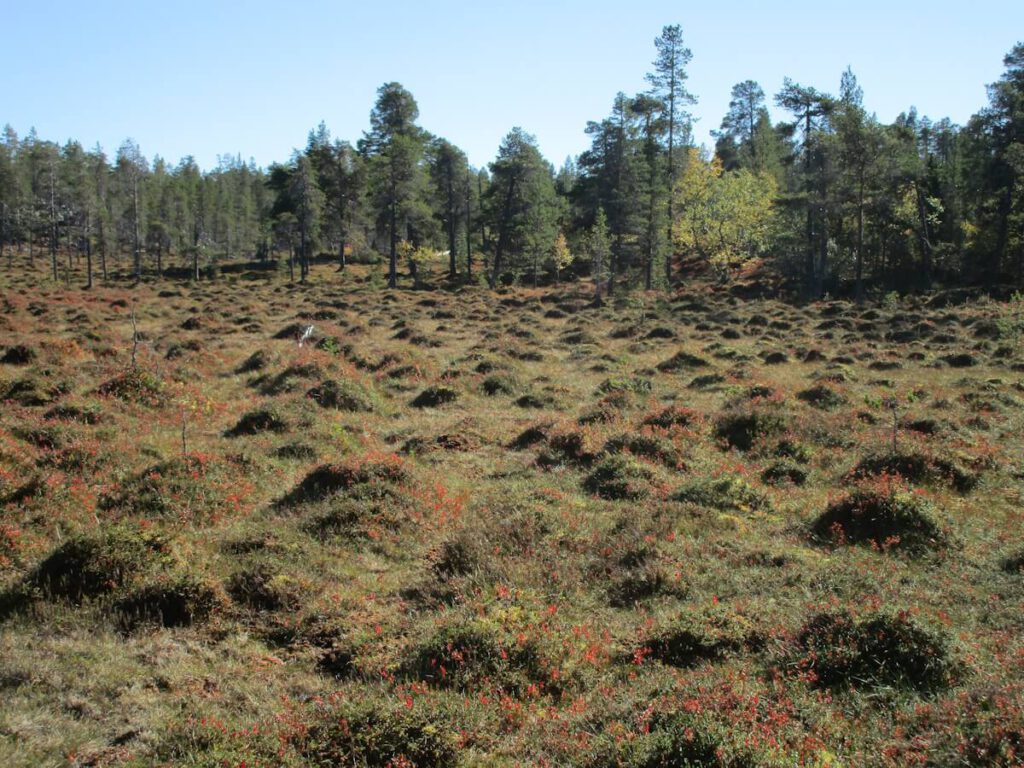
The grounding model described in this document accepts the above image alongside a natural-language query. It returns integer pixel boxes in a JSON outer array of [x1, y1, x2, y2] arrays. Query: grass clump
[[400, 619, 548, 695], [657, 351, 711, 372], [225, 562, 304, 612], [604, 433, 683, 468], [537, 429, 598, 467], [674, 476, 771, 513], [760, 460, 808, 486], [99, 453, 246, 523], [115, 573, 225, 630], [713, 410, 787, 451], [28, 526, 175, 603], [307, 378, 375, 411], [794, 609, 954, 692], [583, 454, 654, 500], [411, 385, 459, 408], [642, 405, 700, 430], [810, 487, 947, 554], [279, 453, 409, 507], [851, 450, 979, 492], [641, 605, 758, 668], [225, 405, 288, 436], [300, 698, 458, 768], [796, 384, 848, 410], [97, 366, 166, 407]]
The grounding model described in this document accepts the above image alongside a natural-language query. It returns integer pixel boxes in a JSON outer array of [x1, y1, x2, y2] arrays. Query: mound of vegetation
[[43, 402, 103, 424], [226, 562, 304, 612], [235, 349, 270, 374], [115, 573, 225, 630], [411, 385, 459, 408], [674, 476, 771, 513], [610, 715, 735, 768], [796, 384, 848, 410], [510, 421, 553, 450], [596, 376, 653, 395], [278, 453, 409, 507], [1002, 552, 1024, 573], [299, 699, 458, 768], [537, 429, 598, 467], [1, 344, 36, 365], [254, 363, 324, 395], [810, 488, 947, 554], [794, 610, 954, 692], [603, 433, 683, 468], [307, 378, 375, 411], [481, 373, 519, 396], [583, 454, 655, 500], [761, 460, 808, 486], [99, 453, 246, 523], [0, 376, 56, 407], [657, 351, 711, 372], [97, 367, 167, 406], [713, 410, 787, 451], [400, 620, 548, 694], [851, 450, 979, 492], [578, 390, 637, 424], [225, 406, 289, 436], [641, 606, 758, 668], [28, 526, 175, 603], [642, 405, 700, 430]]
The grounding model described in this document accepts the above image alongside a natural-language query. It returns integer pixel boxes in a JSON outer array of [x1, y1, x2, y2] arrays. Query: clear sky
[[3, 1, 1022, 171]]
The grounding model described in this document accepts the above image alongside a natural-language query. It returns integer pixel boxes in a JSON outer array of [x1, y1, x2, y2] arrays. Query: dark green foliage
[[597, 376, 653, 395], [642, 607, 757, 668], [604, 433, 683, 468], [713, 410, 787, 451], [657, 351, 711, 372], [1, 345, 36, 365], [0, 377, 54, 407], [279, 456, 409, 507], [401, 621, 547, 694], [796, 384, 848, 410], [942, 353, 978, 368], [236, 350, 270, 374], [1001, 552, 1024, 573], [481, 374, 518, 396], [226, 562, 303, 612], [795, 610, 954, 692], [29, 527, 174, 603], [643, 405, 700, 430], [411, 386, 458, 408], [97, 367, 166, 406], [851, 451, 979, 492], [673, 476, 771, 512], [115, 574, 224, 630], [811, 489, 947, 554], [225, 406, 288, 437], [44, 403, 103, 424], [761, 460, 808, 486], [301, 699, 458, 768], [537, 430, 596, 467], [583, 454, 653, 500], [614, 719, 734, 768], [307, 378, 375, 411]]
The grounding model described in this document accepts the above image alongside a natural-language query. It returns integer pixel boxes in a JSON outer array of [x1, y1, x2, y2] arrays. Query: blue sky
[[3, 1, 1022, 171]]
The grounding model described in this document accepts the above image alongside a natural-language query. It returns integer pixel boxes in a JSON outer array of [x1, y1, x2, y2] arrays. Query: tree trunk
[[132, 177, 141, 280], [447, 170, 457, 281], [465, 172, 473, 279], [914, 181, 934, 287], [388, 197, 398, 289], [855, 177, 865, 303]]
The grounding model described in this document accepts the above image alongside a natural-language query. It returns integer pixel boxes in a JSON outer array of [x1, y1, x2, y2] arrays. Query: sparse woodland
[[1, 24, 1024, 768]]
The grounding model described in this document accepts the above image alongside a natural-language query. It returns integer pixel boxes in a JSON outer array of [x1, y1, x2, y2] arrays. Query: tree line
[[1, 27, 1021, 299]]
